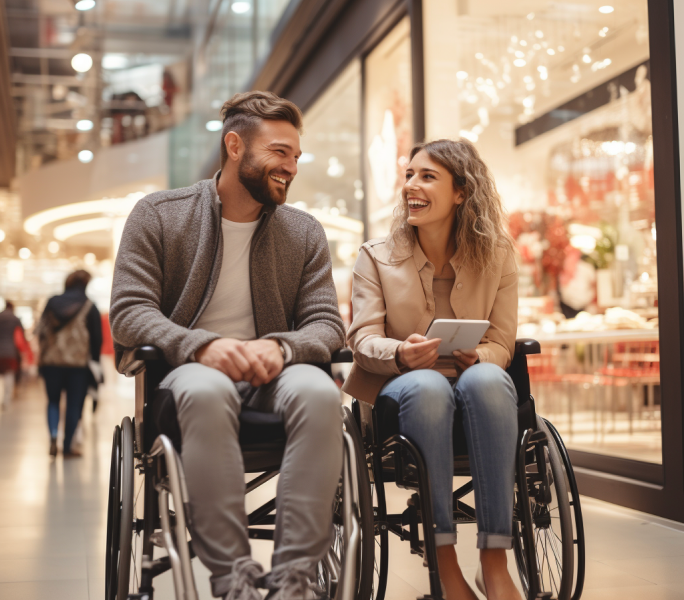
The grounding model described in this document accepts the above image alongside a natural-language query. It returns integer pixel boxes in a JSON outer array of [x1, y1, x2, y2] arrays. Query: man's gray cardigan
[[110, 175, 345, 372]]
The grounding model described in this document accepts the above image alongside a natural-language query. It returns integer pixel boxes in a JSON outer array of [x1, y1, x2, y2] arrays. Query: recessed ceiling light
[[456, 71, 468, 80], [514, 59, 527, 67], [583, 54, 592, 64], [78, 150, 94, 163], [231, 1, 250, 13], [547, 48, 556, 55], [0, 229, 5, 243], [76, 119, 93, 131], [299, 153, 315, 164], [48, 241, 60, 254], [74, 0, 96, 10], [18, 248, 31, 260], [71, 53, 93, 73], [206, 120, 223, 132], [599, 5, 614, 13]]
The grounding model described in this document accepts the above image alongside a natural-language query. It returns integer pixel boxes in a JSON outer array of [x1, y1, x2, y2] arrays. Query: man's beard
[[238, 150, 288, 208]]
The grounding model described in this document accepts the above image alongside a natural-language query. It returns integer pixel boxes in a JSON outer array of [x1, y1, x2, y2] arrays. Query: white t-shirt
[[194, 218, 259, 340]]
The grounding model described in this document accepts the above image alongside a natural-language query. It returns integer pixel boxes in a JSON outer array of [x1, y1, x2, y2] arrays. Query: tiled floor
[[1, 358, 684, 600]]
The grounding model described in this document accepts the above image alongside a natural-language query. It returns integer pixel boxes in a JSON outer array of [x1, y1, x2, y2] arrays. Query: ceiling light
[[74, 0, 96, 10], [299, 152, 315, 164], [535, 30, 544, 39], [24, 193, 145, 235], [520, 40, 527, 47], [327, 157, 344, 178], [583, 54, 592, 64], [0, 229, 5, 242], [459, 130, 479, 143], [78, 150, 94, 163], [48, 241, 60, 254], [599, 5, 614, 13], [514, 59, 527, 67], [547, 48, 555, 55], [76, 119, 93, 131], [515, 51, 525, 58], [102, 54, 127, 69], [527, 12, 535, 19], [71, 53, 93, 73], [54, 218, 112, 241], [84, 252, 97, 265], [18, 248, 31, 260], [456, 71, 469, 80], [475, 53, 484, 60], [206, 120, 223, 132], [558, 46, 565, 52], [231, 1, 250, 13]]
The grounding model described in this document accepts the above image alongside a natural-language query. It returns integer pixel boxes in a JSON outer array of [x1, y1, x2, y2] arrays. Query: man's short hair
[[4, 301, 14, 310], [219, 91, 303, 169], [65, 269, 92, 290]]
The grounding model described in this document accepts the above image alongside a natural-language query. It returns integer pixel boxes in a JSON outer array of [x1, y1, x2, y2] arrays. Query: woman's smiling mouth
[[408, 197, 430, 212]]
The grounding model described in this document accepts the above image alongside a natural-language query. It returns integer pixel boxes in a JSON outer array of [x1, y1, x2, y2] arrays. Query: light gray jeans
[[159, 362, 343, 597]]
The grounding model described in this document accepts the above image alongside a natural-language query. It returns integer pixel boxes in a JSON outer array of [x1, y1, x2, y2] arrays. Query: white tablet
[[425, 319, 490, 355]]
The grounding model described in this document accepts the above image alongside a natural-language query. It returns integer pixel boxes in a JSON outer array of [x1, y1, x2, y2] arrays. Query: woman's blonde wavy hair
[[387, 138, 516, 277]]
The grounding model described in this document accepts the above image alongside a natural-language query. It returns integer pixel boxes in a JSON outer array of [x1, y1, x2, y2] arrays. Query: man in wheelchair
[[110, 91, 345, 600]]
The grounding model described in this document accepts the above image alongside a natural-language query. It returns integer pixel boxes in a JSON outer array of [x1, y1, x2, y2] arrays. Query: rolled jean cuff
[[477, 533, 513, 549], [435, 532, 458, 547]]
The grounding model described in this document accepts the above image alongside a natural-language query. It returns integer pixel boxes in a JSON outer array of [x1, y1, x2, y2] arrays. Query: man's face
[[237, 120, 302, 208]]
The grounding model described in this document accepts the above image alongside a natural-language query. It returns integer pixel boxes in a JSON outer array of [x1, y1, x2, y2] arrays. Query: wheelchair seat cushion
[[152, 389, 287, 453], [374, 394, 469, 457]]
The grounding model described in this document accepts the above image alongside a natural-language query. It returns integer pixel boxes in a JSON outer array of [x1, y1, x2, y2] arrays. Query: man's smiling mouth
[[270, 175, 288, 185]]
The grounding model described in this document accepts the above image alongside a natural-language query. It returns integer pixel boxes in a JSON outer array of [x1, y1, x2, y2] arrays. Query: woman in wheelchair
[[343, 139, 521, 600]]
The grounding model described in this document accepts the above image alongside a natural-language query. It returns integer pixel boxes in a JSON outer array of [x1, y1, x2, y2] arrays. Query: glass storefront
[[287, 62, 364, 328], [364, 17, 413, 240], [423, 0, 659, 463]]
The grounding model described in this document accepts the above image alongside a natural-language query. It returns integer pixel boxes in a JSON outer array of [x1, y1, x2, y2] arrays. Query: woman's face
[[403, 150, 464, 230]]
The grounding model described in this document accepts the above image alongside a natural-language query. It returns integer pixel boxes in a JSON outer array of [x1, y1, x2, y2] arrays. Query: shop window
[[287, 62, 363, 328], [364, 17, 413, 240], [423, 0, 660, 463]]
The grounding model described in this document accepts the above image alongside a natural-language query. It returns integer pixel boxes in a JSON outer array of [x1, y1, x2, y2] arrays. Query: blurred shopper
[[0, 302, 28, 408], [37, 270, 102, 457]]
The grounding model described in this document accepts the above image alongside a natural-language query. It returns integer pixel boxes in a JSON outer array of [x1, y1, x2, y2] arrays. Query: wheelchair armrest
[[120, 345, 166, 377], [331, 348, 353, 364], [514, 338, 541, 356]]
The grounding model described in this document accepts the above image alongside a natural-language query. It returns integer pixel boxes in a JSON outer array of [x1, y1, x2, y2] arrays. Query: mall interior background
[[0, 0, 683, 519]]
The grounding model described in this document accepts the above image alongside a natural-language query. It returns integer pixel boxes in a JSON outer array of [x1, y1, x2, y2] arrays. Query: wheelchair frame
[[108, 346, 363, 600], [348, 339, 586, 600]]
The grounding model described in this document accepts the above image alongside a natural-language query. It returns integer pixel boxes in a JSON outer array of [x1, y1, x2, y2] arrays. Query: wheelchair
[[106, 346, 368, 600], [342, 339, 587, 600]]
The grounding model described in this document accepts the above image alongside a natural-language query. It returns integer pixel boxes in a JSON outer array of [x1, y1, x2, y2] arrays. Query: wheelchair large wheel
[[319, 406, 375, 599], [106, 417, 135, 600], [513, 417, 574, 599], [368, 481, 388, 600], [543, 418, 585, 600]]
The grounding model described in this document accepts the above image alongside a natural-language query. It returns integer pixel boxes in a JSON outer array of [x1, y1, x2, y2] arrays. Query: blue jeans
[[41, 366, 90, 453], [378, 363, 518, 549]]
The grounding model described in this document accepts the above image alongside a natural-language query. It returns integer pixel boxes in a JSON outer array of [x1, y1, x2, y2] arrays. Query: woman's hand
[[452, 349, 479, 371], [396, 334, 441, 370]]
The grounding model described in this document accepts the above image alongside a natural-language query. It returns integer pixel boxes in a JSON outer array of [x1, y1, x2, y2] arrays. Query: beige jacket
[[342, 238, 518, 404]]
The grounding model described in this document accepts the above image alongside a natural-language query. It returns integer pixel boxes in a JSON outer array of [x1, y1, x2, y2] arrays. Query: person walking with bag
[[37, 270, 103, 457], [0, 301, 30, 408]]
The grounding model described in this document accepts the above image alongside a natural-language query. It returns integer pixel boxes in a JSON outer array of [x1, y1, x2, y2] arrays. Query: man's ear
[[224, 131, 244, 162]]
